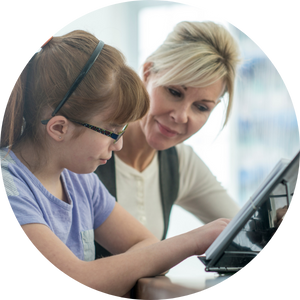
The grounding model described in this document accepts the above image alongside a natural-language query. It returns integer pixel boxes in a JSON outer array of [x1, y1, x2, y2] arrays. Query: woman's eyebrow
[[182, 85, 187, 90], [181, 85, 218, 105], [202, 99, 217, 105]]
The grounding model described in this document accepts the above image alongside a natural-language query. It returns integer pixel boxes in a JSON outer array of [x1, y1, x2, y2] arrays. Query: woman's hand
[[274, 205, 288, 227], [272, 206, 291, 238]]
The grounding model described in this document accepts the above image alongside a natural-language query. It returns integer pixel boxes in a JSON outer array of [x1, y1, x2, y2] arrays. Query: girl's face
[[62, 113, 124, 174], [140, 71, 225, 151]]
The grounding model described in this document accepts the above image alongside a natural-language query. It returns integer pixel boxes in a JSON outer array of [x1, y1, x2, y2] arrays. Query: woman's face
[[140, 70, 225, 151]]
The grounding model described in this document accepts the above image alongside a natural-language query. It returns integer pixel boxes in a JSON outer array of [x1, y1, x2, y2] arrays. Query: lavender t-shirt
[[1, 149, 115, 261]]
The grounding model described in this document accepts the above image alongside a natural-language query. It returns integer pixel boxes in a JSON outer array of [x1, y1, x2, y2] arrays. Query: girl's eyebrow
[[109, 123, 126, 128], [101, 121, 118, 127], [109, 123, 119, 127]]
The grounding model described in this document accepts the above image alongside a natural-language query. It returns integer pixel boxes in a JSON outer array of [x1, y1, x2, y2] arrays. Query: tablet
[[199, 150, 299, 273]]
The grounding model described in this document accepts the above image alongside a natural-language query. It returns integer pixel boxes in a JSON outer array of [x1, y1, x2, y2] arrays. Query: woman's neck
[[116, 121, 157, 172]]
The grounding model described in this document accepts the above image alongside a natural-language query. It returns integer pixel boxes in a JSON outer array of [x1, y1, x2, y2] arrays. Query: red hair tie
[[38, 33, 53, 48]]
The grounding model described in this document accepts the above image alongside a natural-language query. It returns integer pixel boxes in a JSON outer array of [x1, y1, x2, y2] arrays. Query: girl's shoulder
[[1, 148, 30, 181], [1, 148, 17, 165], [0, 148, 110, 202]]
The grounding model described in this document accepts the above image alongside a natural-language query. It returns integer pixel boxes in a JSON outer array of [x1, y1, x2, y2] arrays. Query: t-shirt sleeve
[[5, 195, 48, 226], [2, 153, 48, 227], [88, 173, 116, 230], [175, 143, 240, 223]]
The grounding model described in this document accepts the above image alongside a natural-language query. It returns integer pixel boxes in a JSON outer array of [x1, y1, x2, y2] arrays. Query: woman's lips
[[157, 121, 178, 138]]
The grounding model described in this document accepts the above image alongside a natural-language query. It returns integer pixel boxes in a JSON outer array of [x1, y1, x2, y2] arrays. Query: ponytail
[[1, 65, 29, 149]]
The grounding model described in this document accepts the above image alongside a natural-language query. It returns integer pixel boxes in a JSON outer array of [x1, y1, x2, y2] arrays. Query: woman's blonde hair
[[1, 30, 149, 150], [145, 21, 241, 126]]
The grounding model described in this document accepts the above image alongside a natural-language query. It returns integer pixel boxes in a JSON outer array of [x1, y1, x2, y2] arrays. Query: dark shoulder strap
[[159, 146, 179, 240], [94, 153, 116, 259], [93, 147, 180, 258], [94, 152, 117, 199]]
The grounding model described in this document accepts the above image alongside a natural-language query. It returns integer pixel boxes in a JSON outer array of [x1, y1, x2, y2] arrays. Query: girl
[[1, 30, 229, 296], [94, 21, 241, 257]]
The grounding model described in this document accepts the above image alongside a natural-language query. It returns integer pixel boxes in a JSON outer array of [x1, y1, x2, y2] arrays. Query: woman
[[94, 21, 241, 257]]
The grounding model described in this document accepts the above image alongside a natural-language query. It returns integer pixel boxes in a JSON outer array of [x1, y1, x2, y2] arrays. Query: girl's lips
[[157, 121, 178, 138], [99, 156, 111, 164]]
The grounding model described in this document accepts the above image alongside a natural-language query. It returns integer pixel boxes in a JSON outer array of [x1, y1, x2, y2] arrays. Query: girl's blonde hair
[[145, 21, 241, 126], [1, 30, 149, 149]]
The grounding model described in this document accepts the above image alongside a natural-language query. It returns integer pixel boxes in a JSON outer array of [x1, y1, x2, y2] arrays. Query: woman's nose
[[170, 103, 189, 123]]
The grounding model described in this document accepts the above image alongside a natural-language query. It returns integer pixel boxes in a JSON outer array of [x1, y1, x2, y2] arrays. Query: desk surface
[[132, 256, 231, 299]]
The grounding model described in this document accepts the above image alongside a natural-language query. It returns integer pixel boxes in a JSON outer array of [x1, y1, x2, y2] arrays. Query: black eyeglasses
[[40, 40, 128, 142], [68, 119, 128, 143]]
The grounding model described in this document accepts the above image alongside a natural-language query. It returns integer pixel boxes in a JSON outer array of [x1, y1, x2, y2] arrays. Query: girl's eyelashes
[[108, 124, 126, 133]]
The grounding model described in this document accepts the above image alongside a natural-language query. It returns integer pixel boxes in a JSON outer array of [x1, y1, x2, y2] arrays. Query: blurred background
[[55, 0, 299, 280]]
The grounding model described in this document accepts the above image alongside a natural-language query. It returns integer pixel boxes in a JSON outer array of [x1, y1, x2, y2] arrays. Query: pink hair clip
[[38, 33, 53, 48]]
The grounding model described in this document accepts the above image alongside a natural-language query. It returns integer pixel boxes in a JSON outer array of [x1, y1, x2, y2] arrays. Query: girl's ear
[[46, 116, 69, 142], [142, 62, 153, 83]]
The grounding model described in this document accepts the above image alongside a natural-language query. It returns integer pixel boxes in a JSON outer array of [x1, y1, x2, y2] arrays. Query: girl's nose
[[110, 136, 123, 151]]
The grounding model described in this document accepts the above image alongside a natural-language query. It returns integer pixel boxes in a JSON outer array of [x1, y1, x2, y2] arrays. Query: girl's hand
[[120, 291, 130, 300], [188, 218, 230, 256]]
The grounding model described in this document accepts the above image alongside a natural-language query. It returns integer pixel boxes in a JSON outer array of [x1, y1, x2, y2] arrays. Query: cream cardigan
[[115, 143, 240, 239]]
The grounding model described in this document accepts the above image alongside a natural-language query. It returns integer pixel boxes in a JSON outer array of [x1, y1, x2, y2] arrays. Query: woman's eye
[[168, 88, 181, 97], [195, 104, 209, 112]]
